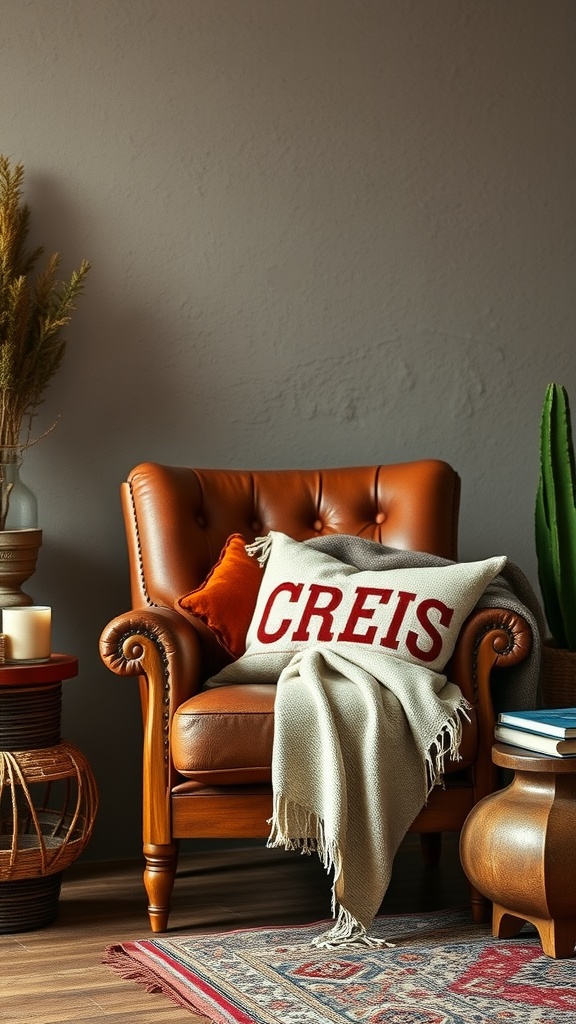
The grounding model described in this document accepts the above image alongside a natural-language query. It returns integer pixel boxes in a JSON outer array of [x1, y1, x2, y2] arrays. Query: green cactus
[[535, 383, 576, 650]]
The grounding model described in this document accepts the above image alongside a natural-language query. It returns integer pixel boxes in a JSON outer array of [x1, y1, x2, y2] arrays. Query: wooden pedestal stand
[[460, 742, 576, 959]]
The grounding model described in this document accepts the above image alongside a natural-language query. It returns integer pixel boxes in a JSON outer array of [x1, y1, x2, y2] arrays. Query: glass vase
[[0, 452, 38, 531]]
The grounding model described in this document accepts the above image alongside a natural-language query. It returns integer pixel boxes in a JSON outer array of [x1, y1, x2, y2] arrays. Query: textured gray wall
[[1, 0, 574, 859]]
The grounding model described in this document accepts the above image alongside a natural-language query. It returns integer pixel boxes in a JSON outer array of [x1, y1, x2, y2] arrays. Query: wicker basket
[[0, 742, 98, 882], [0, 810, 88, 881], [540, 643, 576, 708]]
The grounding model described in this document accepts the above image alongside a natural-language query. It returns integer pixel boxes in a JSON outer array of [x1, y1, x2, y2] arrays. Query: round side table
[[460, 742, 576, 959], [0, 655, 98, 932]]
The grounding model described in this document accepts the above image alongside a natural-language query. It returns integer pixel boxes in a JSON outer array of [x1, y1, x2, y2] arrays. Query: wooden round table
[[460, 742, 576, 958], [0, 656, 98, 932]]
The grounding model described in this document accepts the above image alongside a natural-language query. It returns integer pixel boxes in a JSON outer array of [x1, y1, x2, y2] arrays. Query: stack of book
[[494, 707, 576, 757]]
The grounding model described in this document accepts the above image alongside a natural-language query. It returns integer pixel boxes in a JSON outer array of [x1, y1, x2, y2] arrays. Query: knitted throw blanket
[[210, 534, 544, 948], [268, 645, 469, 948]]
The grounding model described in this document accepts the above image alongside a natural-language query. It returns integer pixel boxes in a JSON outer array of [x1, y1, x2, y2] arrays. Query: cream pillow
[[207, 532, 506, 685]]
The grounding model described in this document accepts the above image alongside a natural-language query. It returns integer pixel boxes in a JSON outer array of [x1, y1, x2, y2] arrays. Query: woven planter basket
[[541, 643, 576, 708]]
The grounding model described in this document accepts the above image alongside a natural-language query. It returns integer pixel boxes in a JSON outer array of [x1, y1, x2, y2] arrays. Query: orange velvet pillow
[[174, 534, 264, 659]]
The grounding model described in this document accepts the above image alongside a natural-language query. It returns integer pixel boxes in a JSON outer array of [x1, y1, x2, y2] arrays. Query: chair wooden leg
[[143, 842, 179, 932], [469, 883, 491, 923], [420, 832, 442, 867]]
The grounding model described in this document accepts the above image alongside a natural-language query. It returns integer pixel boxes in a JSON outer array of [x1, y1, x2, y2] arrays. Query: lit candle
[[2, 605, 52, 663]]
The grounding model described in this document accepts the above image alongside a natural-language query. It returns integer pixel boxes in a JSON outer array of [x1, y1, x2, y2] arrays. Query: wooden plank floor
[[0, 834, 471, 1023]]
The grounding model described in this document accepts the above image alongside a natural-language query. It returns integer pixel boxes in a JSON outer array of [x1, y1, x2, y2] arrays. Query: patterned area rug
[[103, 908, 576, 1023]]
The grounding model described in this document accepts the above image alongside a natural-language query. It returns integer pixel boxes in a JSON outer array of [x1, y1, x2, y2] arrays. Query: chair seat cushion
[[172, 684, 276, 784], [171, 680, 477, 785]]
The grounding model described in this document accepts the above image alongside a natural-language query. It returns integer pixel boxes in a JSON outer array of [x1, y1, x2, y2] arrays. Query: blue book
[[498, 707, 576, 739]]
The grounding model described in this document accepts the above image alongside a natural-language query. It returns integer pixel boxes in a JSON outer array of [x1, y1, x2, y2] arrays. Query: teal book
[[497, 707, 576, 739]]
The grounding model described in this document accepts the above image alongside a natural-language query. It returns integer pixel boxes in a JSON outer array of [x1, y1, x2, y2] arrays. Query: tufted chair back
[[123, 460, 460, 611]]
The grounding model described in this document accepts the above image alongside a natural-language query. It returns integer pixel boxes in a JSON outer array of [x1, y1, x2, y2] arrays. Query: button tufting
[[313, 519, 323, 531], [251, 521, 261, 533], [197, 515, 206, 528], [375, 512, 386, 525]]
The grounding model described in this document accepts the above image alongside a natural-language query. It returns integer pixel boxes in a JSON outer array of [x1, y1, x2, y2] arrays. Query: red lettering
[[257, 582, 303, 643], [292, 584, 343, 641], [405, 599, 454, 663], [379, 590, 417, 651], [338, 587, 392, 643]]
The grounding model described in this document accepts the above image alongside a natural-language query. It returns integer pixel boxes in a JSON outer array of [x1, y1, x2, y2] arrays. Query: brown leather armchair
[[99, 459, 532, 932]]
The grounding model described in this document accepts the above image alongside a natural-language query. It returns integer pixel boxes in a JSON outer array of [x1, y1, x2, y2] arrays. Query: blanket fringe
[[245, 534, 273, 565], [312, 906, 395, 949], [267, 796, 340, 894], [426, 698, 472, 794], [267, 796, 341, 922], [267, 796, 395, 949]]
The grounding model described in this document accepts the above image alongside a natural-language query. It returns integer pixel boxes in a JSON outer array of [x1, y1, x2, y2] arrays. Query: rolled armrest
[[450, 606, 532, 706], [448, 606, 533, 797], [99, 606, 204, 846], [99, 606, 203, 706]]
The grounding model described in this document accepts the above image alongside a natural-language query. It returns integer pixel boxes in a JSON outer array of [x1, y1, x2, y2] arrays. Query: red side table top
[[0, 654, 78, 686]]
